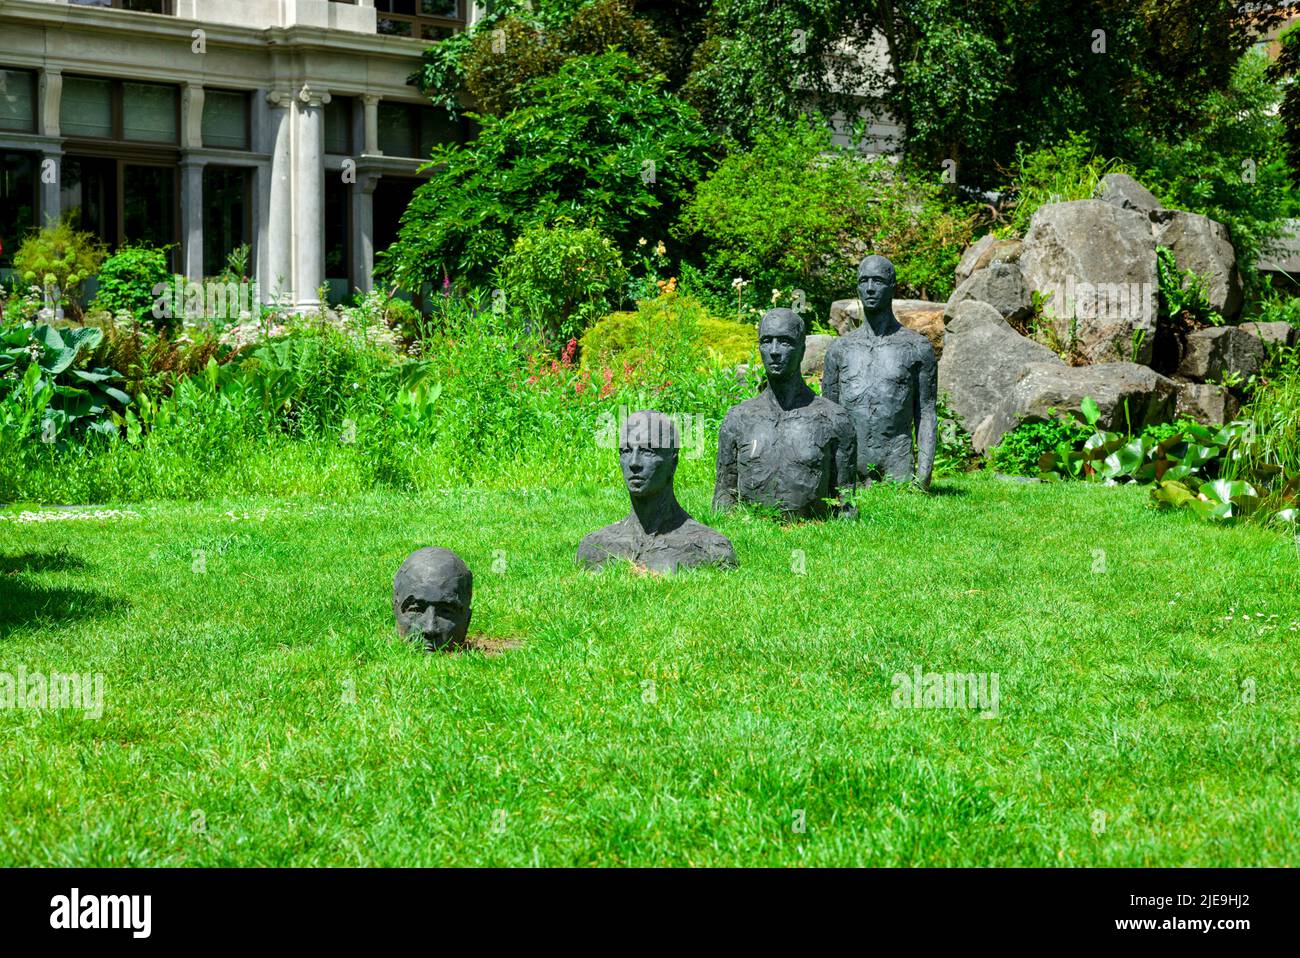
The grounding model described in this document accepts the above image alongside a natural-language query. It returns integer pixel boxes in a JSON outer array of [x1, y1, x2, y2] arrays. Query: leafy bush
[[986, 413, 1091, 476], [1156, 245, 1221, 327], [1249, 292, 1300, 330], [90, 244, 175, 331], [458, 0, 672, 118], [579, 290, 756, 379], [679, 119, 976, 316], [1137, 50, 1299, 297], [1026, 392, 1298, 527], [11, 219, 108, 318], [999, 132, 1129, 238], [0, 322, 129, 443], [498, 221, 628, 342], [378, 52, 712, 293]]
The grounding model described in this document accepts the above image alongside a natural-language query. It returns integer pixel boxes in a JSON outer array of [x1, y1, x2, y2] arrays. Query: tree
[[377, 53, 713, 293]]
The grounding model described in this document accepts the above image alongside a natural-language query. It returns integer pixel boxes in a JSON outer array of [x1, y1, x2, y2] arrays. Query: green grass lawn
[[2, 476, 1298, 866]]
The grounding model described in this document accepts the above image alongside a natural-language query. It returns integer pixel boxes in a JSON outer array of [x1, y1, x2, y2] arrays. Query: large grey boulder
[[1017, 200, 1159, 364], [944, 262, 1033, 324], [1240, 320, 1297, 350], [955, 235, 1023, 284], [938, 300, 1064, 438], [1151, 210, 1243, 321], [827, 299, 945, 357], [800, 334, 834, 377], [1094, 173, 1164, 216], [1174, 382, 1239, 427], [973, 362, 1177, 453], [893, 299, 946, 358], [1176, 326, 1264, 382]]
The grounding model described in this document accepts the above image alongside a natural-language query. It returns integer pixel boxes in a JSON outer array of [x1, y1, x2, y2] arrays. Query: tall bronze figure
[[822, 255, 937, 489]]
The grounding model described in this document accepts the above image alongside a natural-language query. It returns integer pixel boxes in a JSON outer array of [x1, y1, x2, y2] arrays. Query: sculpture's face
[[395, 573, 472, 650], [620, 441, 675, 499], [858, 262, 895, 312], [759, 313, 804, 382]]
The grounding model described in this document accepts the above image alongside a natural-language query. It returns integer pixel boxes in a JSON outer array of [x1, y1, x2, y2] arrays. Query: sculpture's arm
[[821, 343, 841, 404], [712, 413, 740, 512], [915, 344, 938, 491], [830, 414, 859, 518]]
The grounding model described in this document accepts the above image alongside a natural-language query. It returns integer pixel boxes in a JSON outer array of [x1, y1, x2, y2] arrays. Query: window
[[203, 167, 251, 276], [61, 77, 114, 138], [325, 176, 351, 295], [69, 0, 174, 12], [203, 90, 250, 150], [375, 0, 464, 39], [60, 155, 179, 265], [324, 97, 353, 155], [123, 82, 177, 143], [0, 152, 37, 267], [61, 77, 178, 143], [377, 103, 464, 158], [0, 69, 37, 133], [123, 164, 175, 249]]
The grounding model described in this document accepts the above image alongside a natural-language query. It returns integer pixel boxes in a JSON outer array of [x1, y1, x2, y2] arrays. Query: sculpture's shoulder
[[576, 520, 630, 567], [726, 394, 770, 425], [809, 393, 854, 433], [895, 326, 936, 363], [675, 518, 738, 568]]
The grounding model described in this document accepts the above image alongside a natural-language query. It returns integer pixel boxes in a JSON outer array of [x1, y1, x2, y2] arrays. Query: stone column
[[180, 158, 205, 282], [264, 90, 295, 307], [179, 84, 206, 281], [181, 83, 205, 150], [292, 83, 330, 310], [38, 68, 62, 226], [361, 94, 381, 155], [351, 173, 379, 294]]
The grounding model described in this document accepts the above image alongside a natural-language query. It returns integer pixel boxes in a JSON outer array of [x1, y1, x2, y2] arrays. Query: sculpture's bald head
[[759, 308, 806, 384], [857, 254, 896, 317], [393, 547, 473, 651], [619, 409, 679, 500]]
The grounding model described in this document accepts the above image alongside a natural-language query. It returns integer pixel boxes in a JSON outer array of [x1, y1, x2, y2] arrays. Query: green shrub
[[90, 244, 175, 330], [0, 322, 129, 443], [1156, 245, 1221, 328], [498, 221, 628, 342], [986, 413, 1091, 476], [11, 219, 108, 317], [679, 119, 976, 316], [1137, 50, 1299, 298], [458, 0, 672, 118], [999, 132, 1129, 238], [377, 52, 712, 293], [579, 290, 756, 379]]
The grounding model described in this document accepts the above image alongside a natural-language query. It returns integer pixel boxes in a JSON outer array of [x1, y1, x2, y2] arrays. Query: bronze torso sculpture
[[714, 308, 857, 518]]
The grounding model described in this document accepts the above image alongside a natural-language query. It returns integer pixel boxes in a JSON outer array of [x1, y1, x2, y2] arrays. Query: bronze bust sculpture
[[714, 308, 857, 518]]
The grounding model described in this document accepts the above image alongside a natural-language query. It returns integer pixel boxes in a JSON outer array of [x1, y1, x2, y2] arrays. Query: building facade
[[0, 0, 480, 308]]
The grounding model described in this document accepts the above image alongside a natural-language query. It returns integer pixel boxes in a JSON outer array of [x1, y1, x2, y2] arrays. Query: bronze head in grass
[[393, 547, 473, 651]]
